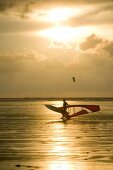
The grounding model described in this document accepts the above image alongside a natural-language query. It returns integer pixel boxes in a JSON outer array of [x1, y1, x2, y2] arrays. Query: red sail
[[70, 109, 88, 118], [83, 105, 100, 112], [66, 105, 100, 112]]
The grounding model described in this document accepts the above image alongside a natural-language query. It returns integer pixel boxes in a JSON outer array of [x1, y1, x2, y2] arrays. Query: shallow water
[[0, 99, 113, 170]]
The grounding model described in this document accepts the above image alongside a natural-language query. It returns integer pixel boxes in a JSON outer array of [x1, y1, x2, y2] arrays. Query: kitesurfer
[[72, 77, 75, 82]]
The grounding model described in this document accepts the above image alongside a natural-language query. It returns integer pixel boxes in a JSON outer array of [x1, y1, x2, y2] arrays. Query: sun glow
[[30, 7, 82, 24], [42, 7, 76, 23], [49, 161, 71, 170], [32, 6, 96, 43], [39, 26, 75, 41], [31, 6, 95, 43], [38, 26, 90, 42]]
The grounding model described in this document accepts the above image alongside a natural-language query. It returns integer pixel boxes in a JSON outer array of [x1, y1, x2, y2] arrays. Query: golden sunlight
[[49, 161, 88, 170], [31, 6, 95, 43], [49, 161, 71, 170], [41, 7, 76, 23], [39, 26, 75, 41], [38, 26, 91, 42], [30, 7, 83, 24]]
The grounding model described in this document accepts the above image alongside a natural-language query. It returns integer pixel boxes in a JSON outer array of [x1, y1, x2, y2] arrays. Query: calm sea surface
[[0, 98, 113, 170]]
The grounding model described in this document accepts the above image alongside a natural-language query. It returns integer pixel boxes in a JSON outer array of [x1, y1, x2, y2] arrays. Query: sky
[[0, 0, 113, 98]]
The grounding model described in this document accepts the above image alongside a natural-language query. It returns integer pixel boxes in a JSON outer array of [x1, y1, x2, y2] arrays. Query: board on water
[[45, 104, 63, 114]]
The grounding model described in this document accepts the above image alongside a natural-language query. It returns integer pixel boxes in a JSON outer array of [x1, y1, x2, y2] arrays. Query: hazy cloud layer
[[67, 4, 113, 27], [0, 16, 52, 34], [0, 34, 113, 97], [0, 0, 113, 36], [0, 0, 113, 19]]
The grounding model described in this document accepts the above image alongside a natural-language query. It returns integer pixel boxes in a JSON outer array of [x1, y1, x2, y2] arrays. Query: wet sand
[[0, 100, 113, 170]]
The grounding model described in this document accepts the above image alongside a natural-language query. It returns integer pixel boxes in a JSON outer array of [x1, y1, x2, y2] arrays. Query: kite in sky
[[72, 77, 75, 82]]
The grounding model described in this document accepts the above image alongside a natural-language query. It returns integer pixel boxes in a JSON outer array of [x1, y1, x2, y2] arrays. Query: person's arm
[[66, 102, 69, 106]]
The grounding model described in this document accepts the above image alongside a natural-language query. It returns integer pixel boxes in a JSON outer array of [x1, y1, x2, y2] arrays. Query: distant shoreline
[[0, 97, 113, 102]]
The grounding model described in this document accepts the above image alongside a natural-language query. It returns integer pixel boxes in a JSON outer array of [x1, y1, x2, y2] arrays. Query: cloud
[[1, 35, 113, 75], [79, 35, 113, 81], [79, 33, 113, 59], [0, 35, 113, 97], [79, 34, 104, 51], [49, 41, 72, 49], [101, 41, 113, 57], [0, 0, 113, 19], [67, 2, 113, 27], [0, 16, 52, 34], [0, 0, 41, 18], [78, 34, 113, 79], [0, 48, 46, 74]]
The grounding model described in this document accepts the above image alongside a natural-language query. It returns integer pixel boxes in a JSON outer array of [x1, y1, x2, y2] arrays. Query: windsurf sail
[[45, 103, 100, 120], [70, 109, 88, 118], [65, 105, 100, 112]]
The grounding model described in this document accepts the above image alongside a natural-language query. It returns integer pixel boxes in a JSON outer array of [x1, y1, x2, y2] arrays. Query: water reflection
[[49, 161, 97, 170], [49, 160, 72, 170], [47, 119, 84, 170], [1, 100, 113, 170]]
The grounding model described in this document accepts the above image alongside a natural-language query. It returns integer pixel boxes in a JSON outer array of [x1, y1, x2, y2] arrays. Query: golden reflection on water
[[47, 112, 84, 170], [49, 161, 71, 170], [49, 160, 88, 170]]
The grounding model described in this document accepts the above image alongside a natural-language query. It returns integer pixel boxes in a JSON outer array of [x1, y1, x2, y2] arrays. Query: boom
[[65, 105, 100, 112]]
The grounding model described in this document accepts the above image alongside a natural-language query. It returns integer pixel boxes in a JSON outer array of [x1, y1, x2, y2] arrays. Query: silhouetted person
[[61, 99, 70, 119]]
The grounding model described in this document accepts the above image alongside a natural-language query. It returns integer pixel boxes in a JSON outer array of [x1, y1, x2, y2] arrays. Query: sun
[[38, 26, 90, 42], [39, 26, 75, 41]]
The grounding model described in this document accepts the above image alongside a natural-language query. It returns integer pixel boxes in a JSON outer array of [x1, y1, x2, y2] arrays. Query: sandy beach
[[0, 99, 113, 170]]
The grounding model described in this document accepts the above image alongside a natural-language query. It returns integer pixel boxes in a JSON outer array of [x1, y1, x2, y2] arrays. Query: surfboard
[[45, 104, 63, 114]]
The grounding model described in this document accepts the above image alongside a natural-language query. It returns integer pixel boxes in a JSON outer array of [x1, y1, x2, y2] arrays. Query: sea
[[0, 98, 113, 170]]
